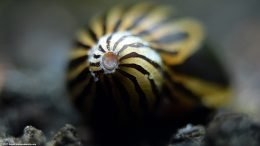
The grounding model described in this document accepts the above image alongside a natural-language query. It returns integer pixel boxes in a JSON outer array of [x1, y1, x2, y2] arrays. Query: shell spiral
[[67, 3, 231, 121]]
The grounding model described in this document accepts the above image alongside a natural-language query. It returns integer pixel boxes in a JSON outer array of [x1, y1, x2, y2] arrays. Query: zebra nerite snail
[[66, 3, 231, 125]]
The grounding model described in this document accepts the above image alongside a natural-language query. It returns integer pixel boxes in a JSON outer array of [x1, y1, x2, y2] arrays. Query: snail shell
[[67, 3, 231, 122]]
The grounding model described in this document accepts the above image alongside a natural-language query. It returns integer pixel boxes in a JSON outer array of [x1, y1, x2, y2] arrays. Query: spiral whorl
[[66, 3, 231, 123], [87, 32, 162, 83]]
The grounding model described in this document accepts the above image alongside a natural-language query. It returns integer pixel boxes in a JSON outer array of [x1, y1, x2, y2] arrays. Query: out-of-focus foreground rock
[[0, 124, 82, 146], [169, 113, 260, 146]]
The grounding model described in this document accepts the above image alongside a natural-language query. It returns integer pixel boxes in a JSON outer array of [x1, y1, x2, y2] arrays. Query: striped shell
[[67, 3, 231, 120]]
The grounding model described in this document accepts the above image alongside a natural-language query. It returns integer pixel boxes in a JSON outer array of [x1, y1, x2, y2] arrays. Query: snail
[[66, 3, 231, 126]]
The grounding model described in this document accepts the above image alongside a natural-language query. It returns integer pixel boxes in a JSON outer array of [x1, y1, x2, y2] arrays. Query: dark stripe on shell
[[120, 52, 161, 69], [67, 67, 89, 88], [149, 77, 160, 109], [87, 27, 98, 43], [163, 70, 201, 103], [112, 74, 134, 116], [93, 69, 104, 75], [113, 19, 122, 32], [117, 42, 146, 55], [98, 45, 106, 53], [125, 5, 155, 31], [120, 63, 160, 109], [171, 44, 230, 85], [102, 13, 107, 35], [136, 15, 181, 36], [118, 69, 148, 112], [112, 5, 132, 32], [106, 34, 113, 51], [151, 32, 189, 44], [112, 35, 132, 51], [74, 41, 91, 49], [93, 54, 101, 59], [68, 55, 88, 69], [74, 77, 94, 111], [155, 48, 179, 55], [90, 62, 100, 67]]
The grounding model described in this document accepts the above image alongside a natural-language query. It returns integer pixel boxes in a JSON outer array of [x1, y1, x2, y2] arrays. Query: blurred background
[[0, 0, 259, 143]]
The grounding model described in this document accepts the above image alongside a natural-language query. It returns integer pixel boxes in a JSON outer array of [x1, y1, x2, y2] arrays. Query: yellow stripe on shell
[[131, 6, 172, 35], [106, 5, 124, 33], [164, 77, 198, 109], [161, 66, 200, 108], [114, 36, 145, 53], [69, 75, 91, 100], [120, 66, 156, 110], [89, 16, 104, 39], [151, 18, 205, 65], [89, 66, 101, 72], [120, 57, 163, 89], [69, 49, 88, 60], [77, 30, 96, 47], [106, 75, 127, 121], [67, 62, 88, 81], [118, 3, 154, 31], [115, 71, 141, 114], [118, 46, 162, 66], [172, 73, 232, 108], [83, 80, 96, 114]]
